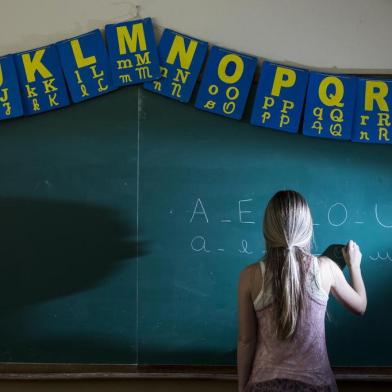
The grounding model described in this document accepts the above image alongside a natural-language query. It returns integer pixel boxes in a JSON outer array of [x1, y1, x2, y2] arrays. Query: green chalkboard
[[0, 85, 391, 366]]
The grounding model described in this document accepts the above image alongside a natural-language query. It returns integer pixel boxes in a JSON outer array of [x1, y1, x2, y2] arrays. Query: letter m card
[[105, 17, 160, 87]]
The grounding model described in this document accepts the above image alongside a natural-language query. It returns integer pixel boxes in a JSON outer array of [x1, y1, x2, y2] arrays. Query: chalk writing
[[328, 202, 348, 227], [190, 235, 210, 253], [369, 251, 392, 262], [238, 240, 253, 254]]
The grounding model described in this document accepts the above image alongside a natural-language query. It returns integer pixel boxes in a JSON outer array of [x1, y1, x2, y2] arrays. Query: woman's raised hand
[[342, 240, 362, 270]]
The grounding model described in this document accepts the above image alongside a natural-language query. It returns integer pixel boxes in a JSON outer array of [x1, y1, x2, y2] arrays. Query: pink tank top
[[246, 256, 338, 391]]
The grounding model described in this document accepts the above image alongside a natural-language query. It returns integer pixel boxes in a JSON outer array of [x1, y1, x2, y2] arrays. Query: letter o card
[[194, 46, 257, 120], [250, 61, 308, 133]]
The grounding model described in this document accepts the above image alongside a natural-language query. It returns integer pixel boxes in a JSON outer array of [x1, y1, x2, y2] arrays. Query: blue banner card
[[302, 72, 357, 140], [250, 61, 309, 133], [105, 17, 160, 87], [194, 46, 257, 120], [0, 55, 24, 120], [143, 29, 208, 103], [56, 29, 115, 103], [14, 45, 69, 115], [352, 78, 392, 144]]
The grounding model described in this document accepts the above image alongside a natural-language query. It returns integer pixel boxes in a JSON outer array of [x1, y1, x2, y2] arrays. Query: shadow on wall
[[0, 198, 145, 312]]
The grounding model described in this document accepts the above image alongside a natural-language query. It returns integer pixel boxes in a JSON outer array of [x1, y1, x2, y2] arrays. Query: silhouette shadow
[[0, 198, 145, 312], [322, 244, 346, 270]]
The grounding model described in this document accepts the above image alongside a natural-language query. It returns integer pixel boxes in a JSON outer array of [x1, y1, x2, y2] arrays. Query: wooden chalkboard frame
[[0, 364, 391, 381]]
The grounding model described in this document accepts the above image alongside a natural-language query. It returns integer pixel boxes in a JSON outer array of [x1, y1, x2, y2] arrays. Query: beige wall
[[1, 0, 392, 73]]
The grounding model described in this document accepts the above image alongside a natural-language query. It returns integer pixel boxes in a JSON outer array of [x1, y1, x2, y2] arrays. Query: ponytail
[[263, 190, 313, 340], [274, 247, 305, 339]]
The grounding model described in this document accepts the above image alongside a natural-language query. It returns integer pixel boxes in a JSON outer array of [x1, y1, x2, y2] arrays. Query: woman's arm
[[237, 265, 258, 392], [329, 240, 367, 315]]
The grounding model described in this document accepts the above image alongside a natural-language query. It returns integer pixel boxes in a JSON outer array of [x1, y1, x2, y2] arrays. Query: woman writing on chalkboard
[[237, 190, 367, 392]]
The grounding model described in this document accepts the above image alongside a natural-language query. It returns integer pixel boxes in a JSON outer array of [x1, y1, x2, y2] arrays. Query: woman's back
[[245, 255, 338, 392], [237, 191, 366, 392]]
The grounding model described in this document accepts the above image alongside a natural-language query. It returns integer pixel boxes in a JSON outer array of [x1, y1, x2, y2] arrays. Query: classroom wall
[[1, 1, 391, 390], [1, 0, 392, 72]]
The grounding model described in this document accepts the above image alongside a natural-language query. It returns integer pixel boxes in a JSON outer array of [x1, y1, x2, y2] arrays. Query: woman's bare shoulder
[[315, 255, 336, 288], [317, 255, 339, 270], [240, 259, 263, 274]]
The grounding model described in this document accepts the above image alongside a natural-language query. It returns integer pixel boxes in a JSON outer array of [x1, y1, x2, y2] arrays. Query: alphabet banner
[[250, 62, 309, 133], [302, 72, 356, 140], [194, 46, 257, 120], [143, 29, 208, 103], [56, 29, 115, 103], [0, 55, 24, 120], [105, 17, 160, 87], [352, 78, 392, 144], [0, 17, 391, 146], [14, 45, 69, 115]]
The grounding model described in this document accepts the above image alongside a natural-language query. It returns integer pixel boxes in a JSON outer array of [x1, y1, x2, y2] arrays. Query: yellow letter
[[281, 100, 294, 113], [166, 35, 198, 70], [279, 114, 290, 128], [71, 40, 96, 69], [319, 76, 344, 107], [0, 64, 3, 86], [152, 80, 161, 91], [226, 86, 239, 100], [360, 131, 369, 140], [22, 49, 52, 83], [173, 68, 191, 84], [0, 88, 9, 103], [377, 112, 391, 127], [223, 101, 236, 114], [208, 84, 219, 95], [365, 81, 389, 111], [271, 67, 296, 97], [204, 100, 216, 109], [217, 54, 244, 84], [330, 108, 344, 122], [135, 52, 151, 66], [261, 111, 271, 123], [262, 96, 275, 110], [117, 24, 147, 55], [360, 115, 369, 126], [43, 78, 58, 93], [171, 82, 182, 97], [25, 84, 38, 98], [378, 127, 390, 141]]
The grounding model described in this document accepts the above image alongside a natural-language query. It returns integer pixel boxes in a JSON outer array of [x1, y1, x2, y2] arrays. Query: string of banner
[[0, 17, 390, 144]]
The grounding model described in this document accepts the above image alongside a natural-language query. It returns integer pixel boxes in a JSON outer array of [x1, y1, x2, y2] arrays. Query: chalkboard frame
[[0, 364, 391, 381]]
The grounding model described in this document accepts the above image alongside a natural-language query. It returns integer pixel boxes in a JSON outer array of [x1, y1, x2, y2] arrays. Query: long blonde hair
[[263, 190, 313, 340]]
